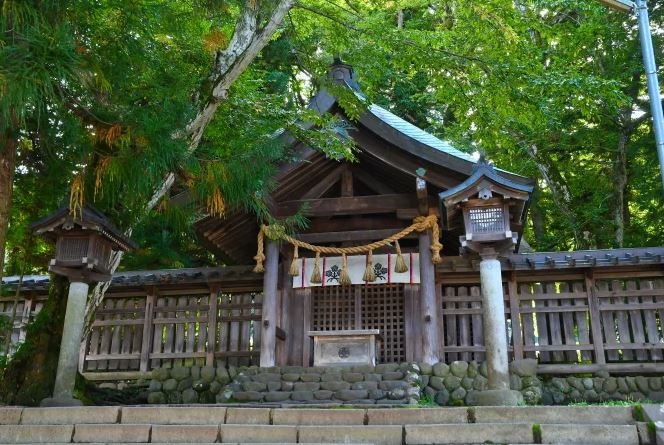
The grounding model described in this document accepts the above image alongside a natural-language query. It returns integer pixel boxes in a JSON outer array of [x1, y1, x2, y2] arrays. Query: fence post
[[140, 286, 156, 372], [206, 284, 219, 367], [584, 270, 606, 366], [507, 271, 523, 361]]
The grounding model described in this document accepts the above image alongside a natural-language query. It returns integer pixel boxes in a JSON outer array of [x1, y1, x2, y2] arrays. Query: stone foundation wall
[[145, 360, 540, 406], [147, 363, 421, 405], [420, 359, 542, 406], [542, 375, 664, 405], [145, 359, 664, 406]]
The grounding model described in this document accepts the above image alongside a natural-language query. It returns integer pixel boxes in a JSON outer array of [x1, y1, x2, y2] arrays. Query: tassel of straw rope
[[310, 252, 322, 283], [363, 249, 376, 282], [339, 253, 351, 286], [394, 240, 408, 273], [289, 245, 300, 277], [430, 220, 443, 263], [252, 225, 266, 273], [69, 173, 85, 220]]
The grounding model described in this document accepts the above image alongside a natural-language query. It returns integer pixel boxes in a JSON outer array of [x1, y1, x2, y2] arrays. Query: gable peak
[[329, 57, 360, 91]]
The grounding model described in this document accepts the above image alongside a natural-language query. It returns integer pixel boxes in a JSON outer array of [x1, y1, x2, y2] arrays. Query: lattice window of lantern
[[468, 206, 505, 234]]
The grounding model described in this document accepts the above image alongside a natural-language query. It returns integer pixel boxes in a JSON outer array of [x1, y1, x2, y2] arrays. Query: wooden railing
[[84, 287, 263, 375], [0, 293, 47, 356], [440, 264, 664, 373], [3, 252, 664, 377]]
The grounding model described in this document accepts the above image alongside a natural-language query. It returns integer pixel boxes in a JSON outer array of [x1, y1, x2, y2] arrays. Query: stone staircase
[[0, 405, 651, 445]]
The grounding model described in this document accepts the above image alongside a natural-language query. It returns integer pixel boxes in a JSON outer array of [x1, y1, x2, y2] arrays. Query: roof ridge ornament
[[329, 56, 360, 91]]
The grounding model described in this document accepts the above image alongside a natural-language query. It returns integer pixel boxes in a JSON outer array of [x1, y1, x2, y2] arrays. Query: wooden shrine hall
[[193, 61, 536, 368]]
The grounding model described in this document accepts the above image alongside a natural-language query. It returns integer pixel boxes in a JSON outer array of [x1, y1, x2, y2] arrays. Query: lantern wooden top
[[31, 205, 135, 282], [438, 160, 534, 254]]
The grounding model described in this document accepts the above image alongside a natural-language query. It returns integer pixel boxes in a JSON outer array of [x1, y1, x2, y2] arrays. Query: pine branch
[[85, 0, 296, 331]]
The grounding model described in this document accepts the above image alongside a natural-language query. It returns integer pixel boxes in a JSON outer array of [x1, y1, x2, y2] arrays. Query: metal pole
[[635, 0, 664, 192]]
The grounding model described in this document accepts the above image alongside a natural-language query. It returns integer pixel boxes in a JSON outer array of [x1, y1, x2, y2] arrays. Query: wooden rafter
[[274, 193, 418, 218]]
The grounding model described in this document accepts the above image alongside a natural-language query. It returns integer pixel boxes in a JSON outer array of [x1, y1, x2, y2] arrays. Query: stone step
[[0, 405, 643, 445], [4, 405, 638, 426], [0, 422, 640, 444], [472, 405, 636, 425]]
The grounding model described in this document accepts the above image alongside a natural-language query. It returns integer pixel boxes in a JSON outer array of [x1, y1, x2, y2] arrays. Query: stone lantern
[[439, 159, 533, 405], [31, 205, 135, 406]]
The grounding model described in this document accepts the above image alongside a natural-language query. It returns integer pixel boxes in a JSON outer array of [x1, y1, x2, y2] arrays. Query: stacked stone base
[[146, 360, 543, 406], [145, 358, 664, 406], [542, 375, 664, 405], [148, 363, 421, 406]]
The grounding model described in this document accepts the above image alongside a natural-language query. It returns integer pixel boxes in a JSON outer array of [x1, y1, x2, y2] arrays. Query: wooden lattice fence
[[3, 260, 664, 376], [311, 284, 405, 363], [0, 294, 47, 356], [83, 288, 262, 373], [440, 269, 664, 373]]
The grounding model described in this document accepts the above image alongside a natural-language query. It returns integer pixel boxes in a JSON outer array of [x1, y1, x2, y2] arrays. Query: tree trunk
[[0, 275, 68, 406], [2, 0, 296, 404], [84, 0, 295, 331], [0, 129, 17, 281], [530, 203, 545, 247], [526, 143, 580, 246], [613, 126, 629, 248]]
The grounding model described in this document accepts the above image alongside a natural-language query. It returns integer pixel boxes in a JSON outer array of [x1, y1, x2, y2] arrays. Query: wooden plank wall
[[440, 269, 664, 373], [5, 265, 664, 375], [0, 295, 46, 355], [441, 283, 488, 363], [81, 287, 262, 372], [310, 284, 406, 364]]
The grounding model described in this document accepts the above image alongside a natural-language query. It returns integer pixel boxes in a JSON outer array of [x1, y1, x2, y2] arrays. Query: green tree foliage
[[282, 0, 663, 250], [5, 0, 661, 274], [2, 0, 663, 405]]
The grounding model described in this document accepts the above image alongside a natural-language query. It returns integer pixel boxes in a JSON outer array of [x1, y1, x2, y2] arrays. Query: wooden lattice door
[[311, 284, 405, 363]]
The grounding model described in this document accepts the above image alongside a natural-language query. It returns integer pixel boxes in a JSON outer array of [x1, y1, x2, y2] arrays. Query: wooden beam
[[275, 194, 418, 217], [396, 205, 440, 220], [352, 167, 396, 194], [416, 177, 429, 216], [301, 164, 344, 199], [341, 164, 353, 197], [306, 217, 405, 233], [296, 229, 417, 244]]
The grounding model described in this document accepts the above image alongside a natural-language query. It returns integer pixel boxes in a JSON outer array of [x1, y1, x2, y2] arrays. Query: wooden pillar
[[206, 284, 220, 367], [277, 259, 293, 366], [507, 272, 523, 361], [139, 286, 156, 372], [585, 270, 606, 366], [419, 230, 440, 364], [416, 177, 440, 365], [260, 240, 279, 367]]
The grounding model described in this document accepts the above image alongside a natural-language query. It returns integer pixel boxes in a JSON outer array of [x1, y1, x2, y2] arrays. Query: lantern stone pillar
[[42, 282, 89, 406], [479, 252, 510, 389], [472, 251, 522, 406], [439, 159, 534, 406], [31, 205, 135, 407]]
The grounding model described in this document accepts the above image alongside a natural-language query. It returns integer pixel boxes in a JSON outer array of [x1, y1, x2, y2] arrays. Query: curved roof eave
[[439, 162, 535, 204], [348, 87, 532, 186]]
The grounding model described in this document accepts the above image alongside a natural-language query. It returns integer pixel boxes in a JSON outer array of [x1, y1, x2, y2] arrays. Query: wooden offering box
[[308, 329, 381, 367]]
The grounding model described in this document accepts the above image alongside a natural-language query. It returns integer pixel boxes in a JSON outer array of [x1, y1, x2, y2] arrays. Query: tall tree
[[0, 0, 300, 404]]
